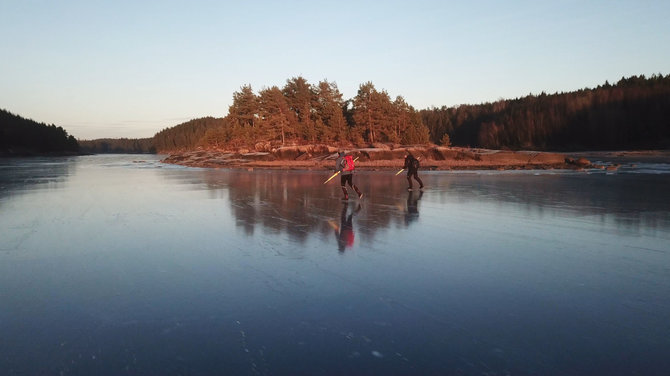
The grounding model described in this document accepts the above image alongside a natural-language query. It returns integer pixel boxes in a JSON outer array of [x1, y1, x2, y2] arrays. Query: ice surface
[[0, 154, 669, 375]]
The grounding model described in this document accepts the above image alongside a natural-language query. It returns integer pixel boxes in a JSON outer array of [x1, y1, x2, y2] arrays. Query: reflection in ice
[[0, 154, 669, 375]]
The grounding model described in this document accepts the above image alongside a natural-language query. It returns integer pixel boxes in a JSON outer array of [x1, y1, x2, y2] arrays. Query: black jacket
[[404, 155, 419, 173]]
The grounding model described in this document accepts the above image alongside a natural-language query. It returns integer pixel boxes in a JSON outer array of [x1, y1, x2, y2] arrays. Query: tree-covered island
[[154, 74, 670, 169], [3, 74, 668, 167]]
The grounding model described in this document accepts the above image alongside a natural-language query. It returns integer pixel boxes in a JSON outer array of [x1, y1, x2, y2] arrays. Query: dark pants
[[407, 170, 423, 189], [340, 174, 361, 197]]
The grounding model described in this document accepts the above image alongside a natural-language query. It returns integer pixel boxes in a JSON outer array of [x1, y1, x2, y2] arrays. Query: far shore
[[157, 145, 667, 171]]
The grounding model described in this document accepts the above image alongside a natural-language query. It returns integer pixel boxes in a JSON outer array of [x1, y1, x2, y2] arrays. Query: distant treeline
[[154, 117, 226, 152], [5, 74, 669, 156], [79, 138, 155, 154], [0, 109, 79, 155], [421, 74, 670, 150], [153, 74, 670, 153], [153, 78, 430, 152]]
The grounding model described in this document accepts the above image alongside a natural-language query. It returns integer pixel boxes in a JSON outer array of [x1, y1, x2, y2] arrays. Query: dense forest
[[1, 109, 79, 155], [153, 78, 430, 152], [153, 117, 226, 151], [153, 74, 670, 153], [5, 74, 668, 156], [421, 74, 670, 150], [79, 138, 155, 154]]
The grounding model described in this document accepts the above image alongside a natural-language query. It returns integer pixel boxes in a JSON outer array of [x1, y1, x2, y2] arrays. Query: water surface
[[1, 154, 669, 375]]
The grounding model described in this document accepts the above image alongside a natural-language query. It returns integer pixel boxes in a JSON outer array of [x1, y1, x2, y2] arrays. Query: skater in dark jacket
[[335, 151, 363, 200], [403, 152, 424, 191]]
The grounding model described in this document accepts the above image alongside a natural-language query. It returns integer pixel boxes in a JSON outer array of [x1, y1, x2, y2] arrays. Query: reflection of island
[[222, 170, 343, 240], [201, 170, 409, 247], [194, 167, 670, 246], [404, 190, 423, 226], [333, 203, 361, 252]]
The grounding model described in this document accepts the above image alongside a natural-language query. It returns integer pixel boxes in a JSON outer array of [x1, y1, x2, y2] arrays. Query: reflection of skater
[[333, 203, 361, 252], [405, 190, 423, 226], [403, 151, 424, 191], [336, 151, 363, 200]]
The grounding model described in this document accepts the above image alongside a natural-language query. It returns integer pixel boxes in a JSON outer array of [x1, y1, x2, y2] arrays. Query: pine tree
[[258, 86, 294, 145], [314, 80, 347, 143], [228, 85, 259, 128], [352, 82, 376, 144], [282, 76, 315, 142], [352, 82, 397, 144]]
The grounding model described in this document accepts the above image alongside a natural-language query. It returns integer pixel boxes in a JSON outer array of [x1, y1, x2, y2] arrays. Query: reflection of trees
[[213, 171, 350, 242], [228, 172, 331, 241], [338, 174, 409, 242], [0, 157, 75, 200], [198, 170, 669, 242], [199, 171, 410, 245], [432, 173, 670, 232]]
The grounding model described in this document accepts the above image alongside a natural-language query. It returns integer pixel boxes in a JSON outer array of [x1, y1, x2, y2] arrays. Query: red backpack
[[343, 155, 355, 171]]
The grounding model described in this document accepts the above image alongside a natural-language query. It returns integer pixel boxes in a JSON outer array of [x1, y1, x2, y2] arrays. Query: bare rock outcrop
[[161, 144, 585, 170]]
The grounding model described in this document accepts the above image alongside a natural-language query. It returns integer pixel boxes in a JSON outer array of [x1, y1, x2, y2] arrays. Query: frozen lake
[[1, 154, 669, 375]]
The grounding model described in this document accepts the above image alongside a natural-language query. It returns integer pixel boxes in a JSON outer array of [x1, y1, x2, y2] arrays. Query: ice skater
[[335, 151, 363, 200], [403, 151, 424, 191]]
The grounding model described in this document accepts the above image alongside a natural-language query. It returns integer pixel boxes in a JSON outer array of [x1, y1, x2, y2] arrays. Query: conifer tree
[[228, 85, 259, 128], [258, 86, 294, 145], [352, 82, 396, 143], [352, 82, 376, 143], [282, 76, 315, 142], [314, 80, 347, 143], [392, 96, 412, 143]]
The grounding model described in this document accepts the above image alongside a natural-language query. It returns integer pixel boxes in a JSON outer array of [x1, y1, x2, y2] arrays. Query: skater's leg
[[353, 184, 362, 198], [340, 175, 349, 199], [414, 174, 424, 189]]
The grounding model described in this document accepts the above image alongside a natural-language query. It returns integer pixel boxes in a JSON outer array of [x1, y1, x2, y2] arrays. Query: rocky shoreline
[[161, 145, 600, 171]]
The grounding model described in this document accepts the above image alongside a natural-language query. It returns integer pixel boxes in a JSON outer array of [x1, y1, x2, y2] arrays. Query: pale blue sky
[[1, 0, 668, 139]]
